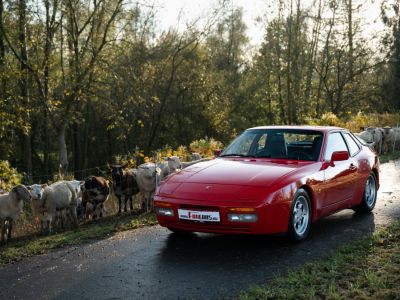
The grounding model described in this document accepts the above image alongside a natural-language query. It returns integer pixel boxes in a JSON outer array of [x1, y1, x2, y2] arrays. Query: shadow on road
[[158, 210, 375, 273]]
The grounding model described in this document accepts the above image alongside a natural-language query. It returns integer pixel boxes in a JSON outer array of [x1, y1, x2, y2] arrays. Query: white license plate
[[178, 209, 220, 222]]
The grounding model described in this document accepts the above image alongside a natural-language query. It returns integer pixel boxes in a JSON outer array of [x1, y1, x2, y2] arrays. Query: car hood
[[158, 158, 310, 202]]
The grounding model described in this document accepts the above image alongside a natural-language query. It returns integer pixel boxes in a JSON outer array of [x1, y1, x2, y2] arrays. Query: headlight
[[155, 207, 174, 217], [228, 214, 258, 222]]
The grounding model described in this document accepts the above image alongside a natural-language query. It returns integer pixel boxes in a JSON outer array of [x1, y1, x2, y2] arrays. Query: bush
[[0, 160, 22, 191], [190, 137, 223, 157], [306, 112, 400, 132]]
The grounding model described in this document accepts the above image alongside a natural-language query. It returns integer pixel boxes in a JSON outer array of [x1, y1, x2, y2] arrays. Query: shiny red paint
[[154, 126, 379, 235]]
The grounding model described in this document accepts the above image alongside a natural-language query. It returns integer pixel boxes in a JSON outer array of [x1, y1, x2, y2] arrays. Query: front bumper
[[154, 196, 290, 235]]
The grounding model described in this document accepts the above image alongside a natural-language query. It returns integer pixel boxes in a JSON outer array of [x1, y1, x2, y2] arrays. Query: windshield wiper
[[220, 154, 255, 158]]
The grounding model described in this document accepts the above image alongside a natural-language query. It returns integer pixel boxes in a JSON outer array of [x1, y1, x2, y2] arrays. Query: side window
[[343, 133, 360, 157], [324, 132, 348, 161]]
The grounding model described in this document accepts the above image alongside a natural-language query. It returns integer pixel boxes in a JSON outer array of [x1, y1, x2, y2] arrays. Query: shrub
[[0, 160, 22, 191]]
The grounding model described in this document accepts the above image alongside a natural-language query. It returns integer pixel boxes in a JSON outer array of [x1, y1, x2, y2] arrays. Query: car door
[[342, 132, 364, 201], [322, 131, 358, 208]]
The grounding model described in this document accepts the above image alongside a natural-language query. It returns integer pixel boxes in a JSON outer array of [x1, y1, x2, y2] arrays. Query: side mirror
[[330, 151, 349, 166], [214, 149, 223, 157]]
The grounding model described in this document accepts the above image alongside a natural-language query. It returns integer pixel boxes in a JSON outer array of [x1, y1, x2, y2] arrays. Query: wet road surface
[[1, 160, 399, 300]]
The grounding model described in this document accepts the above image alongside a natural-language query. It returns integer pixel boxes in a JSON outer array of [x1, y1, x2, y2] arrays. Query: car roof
[[247, 125, 345, 133]]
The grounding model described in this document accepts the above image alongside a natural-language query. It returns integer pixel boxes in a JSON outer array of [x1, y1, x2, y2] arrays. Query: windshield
[[221, 128, 323, 161]]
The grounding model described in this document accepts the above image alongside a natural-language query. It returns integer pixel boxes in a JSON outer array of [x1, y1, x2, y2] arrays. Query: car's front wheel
[[353, 172, 377, 213], [288, 189, 312, 242]]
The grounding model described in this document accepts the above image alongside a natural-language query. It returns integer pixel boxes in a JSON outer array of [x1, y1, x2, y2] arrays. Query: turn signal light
[[154, 201, 173, 207], [155, 207, 174, 217], [228, 214, 258, 222], [227, 207, 256, 213]]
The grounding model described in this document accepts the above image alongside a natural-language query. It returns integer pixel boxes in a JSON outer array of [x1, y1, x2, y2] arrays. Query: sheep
[[190, 152, 202, 161], [67, 180, 84, 218], [167, 155, 211, 169], [136, 163, 163, 211], [28, 184, 47, 228], [39, 181, 78, 234], [365, 127, 384, 154], [383, 126, 400, 152], [28, 184, 46, 201], [355, 130, 375, 152], [136, 157, 212, 211], [0, 185, 31, 243]]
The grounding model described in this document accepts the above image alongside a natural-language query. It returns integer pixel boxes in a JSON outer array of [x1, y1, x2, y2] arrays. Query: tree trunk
[[305, 0, 322, 113], [347, 0, 354, 80], [82, 100, 91, 178], [72, 122, 80, 178], [18, 0, 32, 181], [0, 0, 6, 97], [58, 123, 68, 176], [44, 108, 50, 181], [286, 0, 294, 124], [276, 0, 285, 124]]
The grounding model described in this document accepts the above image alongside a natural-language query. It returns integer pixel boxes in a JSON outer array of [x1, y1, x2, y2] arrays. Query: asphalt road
[[1, 160, 400, 300]]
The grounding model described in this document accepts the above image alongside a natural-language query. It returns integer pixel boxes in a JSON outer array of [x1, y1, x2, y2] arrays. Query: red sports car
[[154, 126, 379, 241]]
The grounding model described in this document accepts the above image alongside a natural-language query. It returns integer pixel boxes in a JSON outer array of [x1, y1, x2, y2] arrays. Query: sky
[[156, 0, 266, 47], [153, 0, 386, 48]]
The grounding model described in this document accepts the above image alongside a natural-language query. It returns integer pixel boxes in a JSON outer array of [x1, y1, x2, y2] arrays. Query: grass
[[240, 220, 400, 300], [0, 211, 157, 264], [380, 150, 400, 164]]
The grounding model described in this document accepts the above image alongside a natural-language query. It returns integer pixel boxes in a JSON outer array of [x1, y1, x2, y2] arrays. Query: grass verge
[[240, 220, 400, 299], [0, 212, 157, 264], [380, 150, 400, 164]]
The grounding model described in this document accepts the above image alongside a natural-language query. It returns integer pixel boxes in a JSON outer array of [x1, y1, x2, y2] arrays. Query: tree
[[382, 0, 400, 110]]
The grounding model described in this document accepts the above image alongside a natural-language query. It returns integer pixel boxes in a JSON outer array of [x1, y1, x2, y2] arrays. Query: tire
[[288, 189, 312, 242], [353, 173, 377, 213]]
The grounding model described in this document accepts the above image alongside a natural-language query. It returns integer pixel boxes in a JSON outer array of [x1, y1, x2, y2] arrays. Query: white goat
[[168, 155, 211, 169], [136, 163, 163, 211], [39, 181, 78, 234], [28, 184, 46, 201], [28, 184, 47, 227], [0, 185, 31, 243], [366, 127, 384, 154], [190, 153, 202, 161], [383, 127, 400, 152], [67, 180, 84, 218]]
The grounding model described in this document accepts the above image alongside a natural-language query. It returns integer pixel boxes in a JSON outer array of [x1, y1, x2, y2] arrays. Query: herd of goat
[[0, 154, 205, 244], [0, 126, 399, 244], [355, 126, 400, 154]]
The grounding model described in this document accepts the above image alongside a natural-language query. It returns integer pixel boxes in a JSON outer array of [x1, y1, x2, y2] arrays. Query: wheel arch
[[297, 184, 316, 221], [371, 167, 379, 189]]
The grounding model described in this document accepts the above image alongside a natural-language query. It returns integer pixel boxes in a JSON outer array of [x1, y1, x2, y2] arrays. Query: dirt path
[[1, 160, 399, 300]]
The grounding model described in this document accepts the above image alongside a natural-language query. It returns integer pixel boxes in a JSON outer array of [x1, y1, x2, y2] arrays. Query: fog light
[[155, 207, 174, 217], [228, 214, 258, 222]]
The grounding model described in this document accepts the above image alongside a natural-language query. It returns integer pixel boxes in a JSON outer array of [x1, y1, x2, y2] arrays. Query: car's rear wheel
[[288, 189, 311, 242], [353, 173, 377, 213]]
